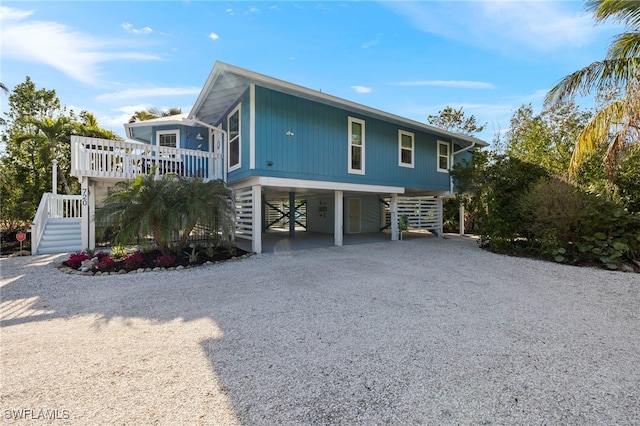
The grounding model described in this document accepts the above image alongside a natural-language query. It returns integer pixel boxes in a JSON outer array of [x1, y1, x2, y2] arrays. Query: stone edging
[[56, 253, 254, 276]]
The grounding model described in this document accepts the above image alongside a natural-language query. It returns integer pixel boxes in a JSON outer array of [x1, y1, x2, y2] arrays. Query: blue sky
[[0, 1, 622, 144]]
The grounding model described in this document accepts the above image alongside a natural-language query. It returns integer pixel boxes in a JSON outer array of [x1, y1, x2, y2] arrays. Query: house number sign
[[82, 188, 88, 206]]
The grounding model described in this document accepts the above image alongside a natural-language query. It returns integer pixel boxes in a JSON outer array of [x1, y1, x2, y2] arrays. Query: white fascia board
[[231, 176, 405, 194]]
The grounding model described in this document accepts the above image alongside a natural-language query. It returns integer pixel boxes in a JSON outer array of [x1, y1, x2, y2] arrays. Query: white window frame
[[437, 140, 450, 173], [156, 129, 180, 149], [348, 117, 365, 175], [398, 130, 415, 168], [228, 104, 241, 172]]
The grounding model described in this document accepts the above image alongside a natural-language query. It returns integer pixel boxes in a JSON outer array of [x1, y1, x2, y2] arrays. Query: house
[[31, 61, 488, 255]]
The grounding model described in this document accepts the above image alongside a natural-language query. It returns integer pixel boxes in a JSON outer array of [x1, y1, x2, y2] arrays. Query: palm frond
[[545, 58, 640, 106], [608, 32, 640, 60], [587, 0, 640, 28], [569, 100, 625, 173]]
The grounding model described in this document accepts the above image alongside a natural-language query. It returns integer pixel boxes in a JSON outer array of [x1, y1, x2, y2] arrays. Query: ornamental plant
[[124, 253, 144, 270], [154, 254, 177, 268], [65, 251, 91, 269]]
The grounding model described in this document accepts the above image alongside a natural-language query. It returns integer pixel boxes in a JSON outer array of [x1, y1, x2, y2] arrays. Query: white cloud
[[385, 1, 602, 53], [247, 7, 260, 14], [96, 87, 202, 102], [393, 80, 494, 89], [226, 8, 234, 15], [0, 5, 33, 21], [121, 22, 152, 35], [350, 85, 372, 94], [362, 38, 379, 49], [0, 7, 162, 86], [209, 32, 219, 41]]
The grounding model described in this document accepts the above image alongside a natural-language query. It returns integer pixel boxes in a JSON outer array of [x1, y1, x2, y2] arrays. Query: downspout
[[187, 117, 228, 182]]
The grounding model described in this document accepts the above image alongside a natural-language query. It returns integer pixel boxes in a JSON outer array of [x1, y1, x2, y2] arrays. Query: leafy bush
[[124, 253, 144, 270], [96, 255, 115, 271], [154, 254, 177, 268], [65, 251, 91, 269]]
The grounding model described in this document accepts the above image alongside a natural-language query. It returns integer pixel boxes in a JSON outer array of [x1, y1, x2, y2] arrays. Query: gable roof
[[189, 61, 489, 148]]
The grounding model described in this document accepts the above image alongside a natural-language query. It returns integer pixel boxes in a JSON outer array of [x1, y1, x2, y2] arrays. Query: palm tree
[[0, 83, 8, 95], [545, 0, 640, 177], [25, 115, 74, 194], [128, 107, 182, 123], [95, 175, 234, 254]]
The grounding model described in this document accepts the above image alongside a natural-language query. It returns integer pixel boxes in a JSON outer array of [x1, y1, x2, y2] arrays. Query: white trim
[[228, 103, 241, 172], [398, 130, 415, 168], [348, 116, 365, 175], [437, 140, 450, 173], [156, 129, 180, 149], [250, 83, 256, 170], [231, 176, 405, 194]]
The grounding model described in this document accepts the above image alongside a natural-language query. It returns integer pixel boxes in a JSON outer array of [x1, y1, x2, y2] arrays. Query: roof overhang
[[124, 114, 204, 143], [189, 61, 489, 148]]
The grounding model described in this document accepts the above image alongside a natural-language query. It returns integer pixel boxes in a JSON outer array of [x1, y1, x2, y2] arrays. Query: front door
[[347, 198, 361, 234]]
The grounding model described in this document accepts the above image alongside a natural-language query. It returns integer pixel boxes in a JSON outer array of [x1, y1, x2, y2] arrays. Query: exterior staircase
[[36, 218, 83, 254]]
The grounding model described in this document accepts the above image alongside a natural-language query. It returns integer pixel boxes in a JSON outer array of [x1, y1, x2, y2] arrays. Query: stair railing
[[31, 193, 83, 255]]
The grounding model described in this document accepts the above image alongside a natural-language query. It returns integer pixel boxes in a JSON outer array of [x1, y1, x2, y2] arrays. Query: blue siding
[[225, 89, 252, 181], [248, 86, 451, 191], [150, 125, 210, 151]]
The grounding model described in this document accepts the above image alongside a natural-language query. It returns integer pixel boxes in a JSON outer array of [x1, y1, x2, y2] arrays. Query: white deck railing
[[71, 136, 223, 181], [31, 193, 83, 255]]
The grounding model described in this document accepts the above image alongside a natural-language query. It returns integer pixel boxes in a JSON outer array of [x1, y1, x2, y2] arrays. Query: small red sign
[[16, 233, 26, 242]]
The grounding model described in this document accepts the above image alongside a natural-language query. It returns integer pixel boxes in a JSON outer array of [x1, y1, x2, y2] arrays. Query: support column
[[390, 194, 398, 241], [289, 191, 296, 237], [89, 182, 95, 250], [437, 196, 444, 237], [81, 177, 90, 250], [252, 185, 262, 254], [459, 201, 465, 236], [52, 159, 58, 195], [334, 191, 343, 246]]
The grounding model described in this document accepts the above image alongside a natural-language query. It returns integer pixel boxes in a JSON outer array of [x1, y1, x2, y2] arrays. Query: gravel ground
[[1, 236, 639, 425]]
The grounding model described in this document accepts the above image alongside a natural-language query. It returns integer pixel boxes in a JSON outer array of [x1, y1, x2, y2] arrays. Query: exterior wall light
[[285, 131, 295, 137]]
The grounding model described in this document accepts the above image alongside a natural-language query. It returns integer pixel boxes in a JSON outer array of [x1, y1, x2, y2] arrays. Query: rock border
[[56, 253, 254, 276]]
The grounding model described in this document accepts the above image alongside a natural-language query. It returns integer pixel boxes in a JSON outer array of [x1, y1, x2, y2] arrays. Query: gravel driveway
[[1, 236, 639, 425]]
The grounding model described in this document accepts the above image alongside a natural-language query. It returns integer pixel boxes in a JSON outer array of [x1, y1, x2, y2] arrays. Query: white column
[[52, 159, 58, 195], [459, 201, 465, 236], [81, 177, 90, 250], [437, 196, 444, 237], [89, 182, 96, 249], [252, 184, 262, 254], [390, 194, 398, 241], [334, 191, 343, 246]]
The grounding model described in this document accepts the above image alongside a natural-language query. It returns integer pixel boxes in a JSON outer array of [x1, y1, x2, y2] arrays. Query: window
[[348, 117, 365, 174], [437, 141, 450, 172], [157, 130, 179, 149], [228, 104, 241, 171], [398, 130, 414, 168]]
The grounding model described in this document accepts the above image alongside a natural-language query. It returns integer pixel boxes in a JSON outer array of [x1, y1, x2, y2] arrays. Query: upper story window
[[348, 117, 365, 175], [398, 130, 414, 168], [157, 130, 179, 149], [437, 141, 450, 173], [228, 104, 241, 171]]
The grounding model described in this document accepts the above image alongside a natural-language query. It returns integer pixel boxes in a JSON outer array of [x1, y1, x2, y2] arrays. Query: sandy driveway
[[1, 236, 639, 425]]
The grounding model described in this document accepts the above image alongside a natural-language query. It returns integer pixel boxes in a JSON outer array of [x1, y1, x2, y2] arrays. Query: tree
[[505, 102, 592, 175], [427, 106, 486, 136], [95, 175, 234, 254], [129, 107, 182, 123], [0, 77, 119, 230], [545, 0, 640, 176]]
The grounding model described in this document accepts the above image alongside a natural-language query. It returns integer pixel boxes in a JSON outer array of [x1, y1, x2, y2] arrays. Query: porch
[[71, 136, 224, 182]]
